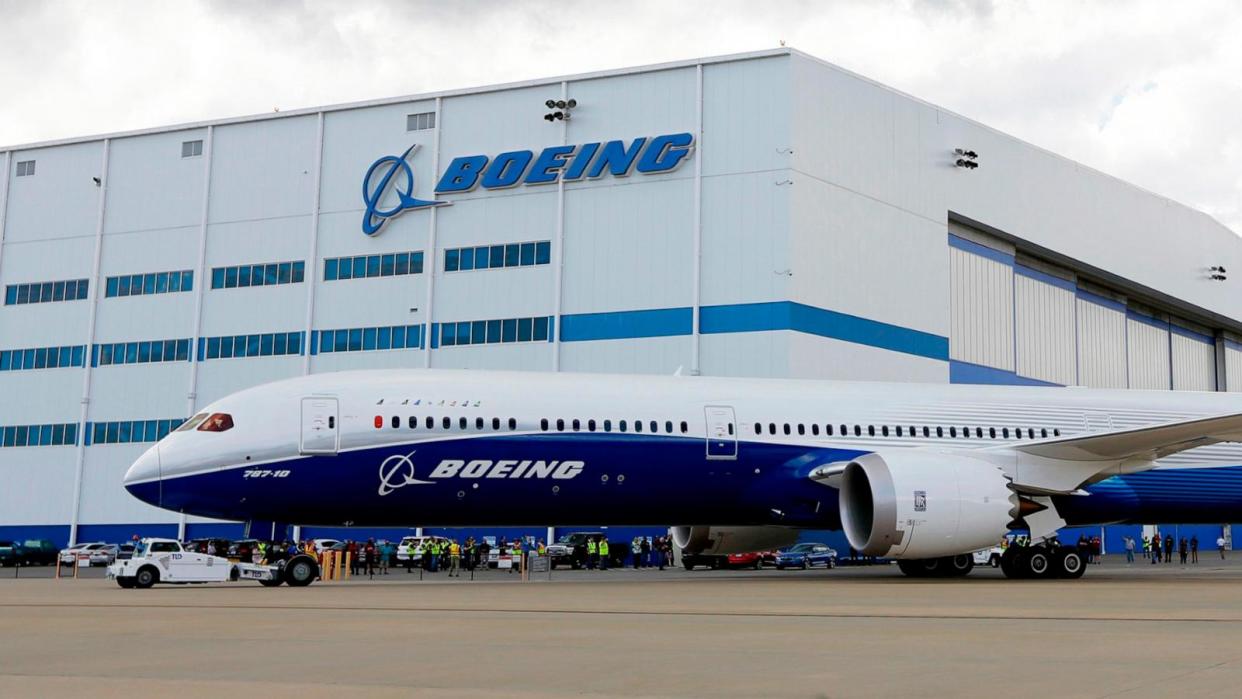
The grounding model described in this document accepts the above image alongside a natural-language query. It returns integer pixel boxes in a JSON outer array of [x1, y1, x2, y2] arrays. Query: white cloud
[[0, 0, 1238, 232]]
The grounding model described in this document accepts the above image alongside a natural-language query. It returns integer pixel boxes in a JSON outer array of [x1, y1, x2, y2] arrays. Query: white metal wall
[[1127, 318, 1171, 390], [1014, 273, 1077, 385], [1227, 345, 1242, 392], [1171, 331, 1216, 391], [1076, 299, 1128, 388], [949, 246, 1013, 370]]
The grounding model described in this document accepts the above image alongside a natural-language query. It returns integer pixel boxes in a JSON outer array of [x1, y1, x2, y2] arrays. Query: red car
[[723, 551, 766, 569]]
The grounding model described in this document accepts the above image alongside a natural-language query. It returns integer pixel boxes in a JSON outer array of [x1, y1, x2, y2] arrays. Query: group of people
[[1123, 532, 1206, 565], [1074, 534, 1104, 564], [628, 535, 674, 570]]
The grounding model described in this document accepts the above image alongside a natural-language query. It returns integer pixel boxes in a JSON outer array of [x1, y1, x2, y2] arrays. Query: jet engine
[[670, 525, 801, 555], [838, 451, 1016, 559]]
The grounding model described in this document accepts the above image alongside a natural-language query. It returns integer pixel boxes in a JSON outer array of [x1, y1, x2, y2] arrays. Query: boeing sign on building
[[361, 133, 695, 235]]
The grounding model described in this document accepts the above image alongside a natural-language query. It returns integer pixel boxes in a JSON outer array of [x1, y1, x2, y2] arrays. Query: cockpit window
[[176, 413, 210, 432], [197, 413, 234, 432]]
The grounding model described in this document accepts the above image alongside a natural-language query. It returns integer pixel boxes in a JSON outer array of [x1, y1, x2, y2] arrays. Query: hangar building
[[2, 48, 1241, 548]]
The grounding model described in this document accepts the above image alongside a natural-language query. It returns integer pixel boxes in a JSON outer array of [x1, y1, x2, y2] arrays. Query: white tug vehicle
[[107, 538, 319, 588]]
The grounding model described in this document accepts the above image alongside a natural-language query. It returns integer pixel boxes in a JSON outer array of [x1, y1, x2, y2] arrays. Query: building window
[[437, 315, 552, 347], [312, 325, 423, 355], [210, 261, 305, 289], [181, 140, 203, 158], [94, 338, 190, 366], [198, 331, 304, 360], [0, 345, 86, 372], [444, 241, 551, 272], [5, 279, 89, 306], [407, 111, 436, 131], [105, 270, 193, 298], [1, 422, 78, 448], [15, 160, 35, 177], [324, 251, 423, 281], [86, 419, 182, 445]]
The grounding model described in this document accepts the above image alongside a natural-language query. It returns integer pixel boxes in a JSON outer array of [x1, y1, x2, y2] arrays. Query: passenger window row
[[324, 251, 424, 281], [4, 279, 89, 305], [752, 422, 1061, 440], [375, 415, 519, 431], [0, 423, 78, 448], [437, 316, 551, 347], [312, 325, 424, 354], [94, 339, 191, 366], [105, 270, 193, 298], [199, 332, 304, 360], [0, 345, 86, 372], [444, 241, 551, 272], [538, 418, 689, 435], [210, 261, 305, 290], [87, 419, 184, 445]]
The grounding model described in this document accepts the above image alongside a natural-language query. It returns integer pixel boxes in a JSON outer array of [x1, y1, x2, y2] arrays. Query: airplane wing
[[1008, 412, 1242, 462]]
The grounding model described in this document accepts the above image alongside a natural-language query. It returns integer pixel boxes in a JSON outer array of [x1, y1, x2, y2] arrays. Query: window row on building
[[436, 315, 552, 347], [4, 279, 89, 305], [311, 325, 425, 355], [0, 422, 78, 448], [210, 261, 305, 290], [0, 345, 86, 371], [87, 418, 185, 445], [105, 270, 194, 298], [94, 339, 192, 366], [444, 241, 551, 272], [199, 332, 305, 360], [324, 251, 424, 281]]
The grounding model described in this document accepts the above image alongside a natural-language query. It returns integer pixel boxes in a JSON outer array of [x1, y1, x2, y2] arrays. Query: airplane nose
[[123, 445, 162, 506]]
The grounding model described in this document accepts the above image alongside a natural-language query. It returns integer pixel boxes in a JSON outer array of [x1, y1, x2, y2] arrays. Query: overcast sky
[[1, 0, 1238, 233]]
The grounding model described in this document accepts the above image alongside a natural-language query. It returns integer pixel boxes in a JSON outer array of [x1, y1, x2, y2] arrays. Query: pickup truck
[[107, 538, 318, 588]]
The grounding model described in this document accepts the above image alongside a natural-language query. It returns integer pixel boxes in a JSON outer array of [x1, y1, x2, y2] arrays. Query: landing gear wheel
[[1025, 549, 1052, 578], [1054, 547, 1086, 579], [134, 567, 158, 589], [947, 554, 974, 577], [897, 559, 944, 577], [1000, 547, 1025, 579]]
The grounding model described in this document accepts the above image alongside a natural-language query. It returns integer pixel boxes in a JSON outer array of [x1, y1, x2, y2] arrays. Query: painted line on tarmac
[[2, 602, 1240, 624]]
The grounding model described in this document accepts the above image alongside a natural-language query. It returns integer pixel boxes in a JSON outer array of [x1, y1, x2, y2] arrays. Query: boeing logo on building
[[359, 133, 694, 236], [361, 145, 449, 237]]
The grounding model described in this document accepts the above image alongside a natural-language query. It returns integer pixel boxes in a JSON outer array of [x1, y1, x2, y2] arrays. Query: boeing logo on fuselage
[[378, 453, 585, 496]]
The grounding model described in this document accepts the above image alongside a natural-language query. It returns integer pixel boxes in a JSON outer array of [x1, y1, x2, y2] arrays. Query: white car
[[59, 542, 108, 566], [108, 538, 318, 588], [395, 536, 452, 563], [312, 538, 342, 553]]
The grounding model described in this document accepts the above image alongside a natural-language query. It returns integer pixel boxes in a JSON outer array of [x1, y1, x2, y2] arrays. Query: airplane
[[122, 368, 1242, 580]]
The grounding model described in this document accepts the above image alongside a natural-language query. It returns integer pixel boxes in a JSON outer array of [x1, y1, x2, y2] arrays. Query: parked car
[[312, 538, 342, 553], [116, 543, 137, 561], [19, 539, 58, 566], [546, 531, 622, 569], [681, 553, 727, 570], [395, 536, 453, 564], [775, 543, 838, 569], [0, 541, 21, 566], [724, 551, 765, 569], [59, 542, 108, 566], [89, 544, 120, 566], [184, 538, 233, 556], [226, 539, 268, 561]]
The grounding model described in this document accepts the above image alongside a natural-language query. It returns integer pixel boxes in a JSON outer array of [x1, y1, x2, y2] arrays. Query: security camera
[[545, 99, 556, 109], [566, 98, 577, 108]]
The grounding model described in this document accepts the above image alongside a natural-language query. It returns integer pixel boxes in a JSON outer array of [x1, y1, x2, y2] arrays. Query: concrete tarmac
[[3, 557, 1242, 698]]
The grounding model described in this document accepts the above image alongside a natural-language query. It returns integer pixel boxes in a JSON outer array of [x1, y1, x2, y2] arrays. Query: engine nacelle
[[670, 525, 801, 555], [839, 451, 1016, 559]]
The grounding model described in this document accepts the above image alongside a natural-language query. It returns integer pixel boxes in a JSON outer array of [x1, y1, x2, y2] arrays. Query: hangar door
[[300, 397, 339, 454]]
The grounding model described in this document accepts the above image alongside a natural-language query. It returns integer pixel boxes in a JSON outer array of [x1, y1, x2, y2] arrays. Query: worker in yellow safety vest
[[405, 542, 416, 573], [586, 538, 597, 570], [599, 538, 610, 570], [449, 540, 461, 577], [257, 541, 267, 564]]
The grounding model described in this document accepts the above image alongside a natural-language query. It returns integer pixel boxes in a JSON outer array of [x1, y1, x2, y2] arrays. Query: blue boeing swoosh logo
[[361, 145, 449, 236]]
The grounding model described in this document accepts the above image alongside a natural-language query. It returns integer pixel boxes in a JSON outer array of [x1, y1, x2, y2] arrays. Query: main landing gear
[[896, 554, 975, 578], [999, 544, 1085, 580]]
